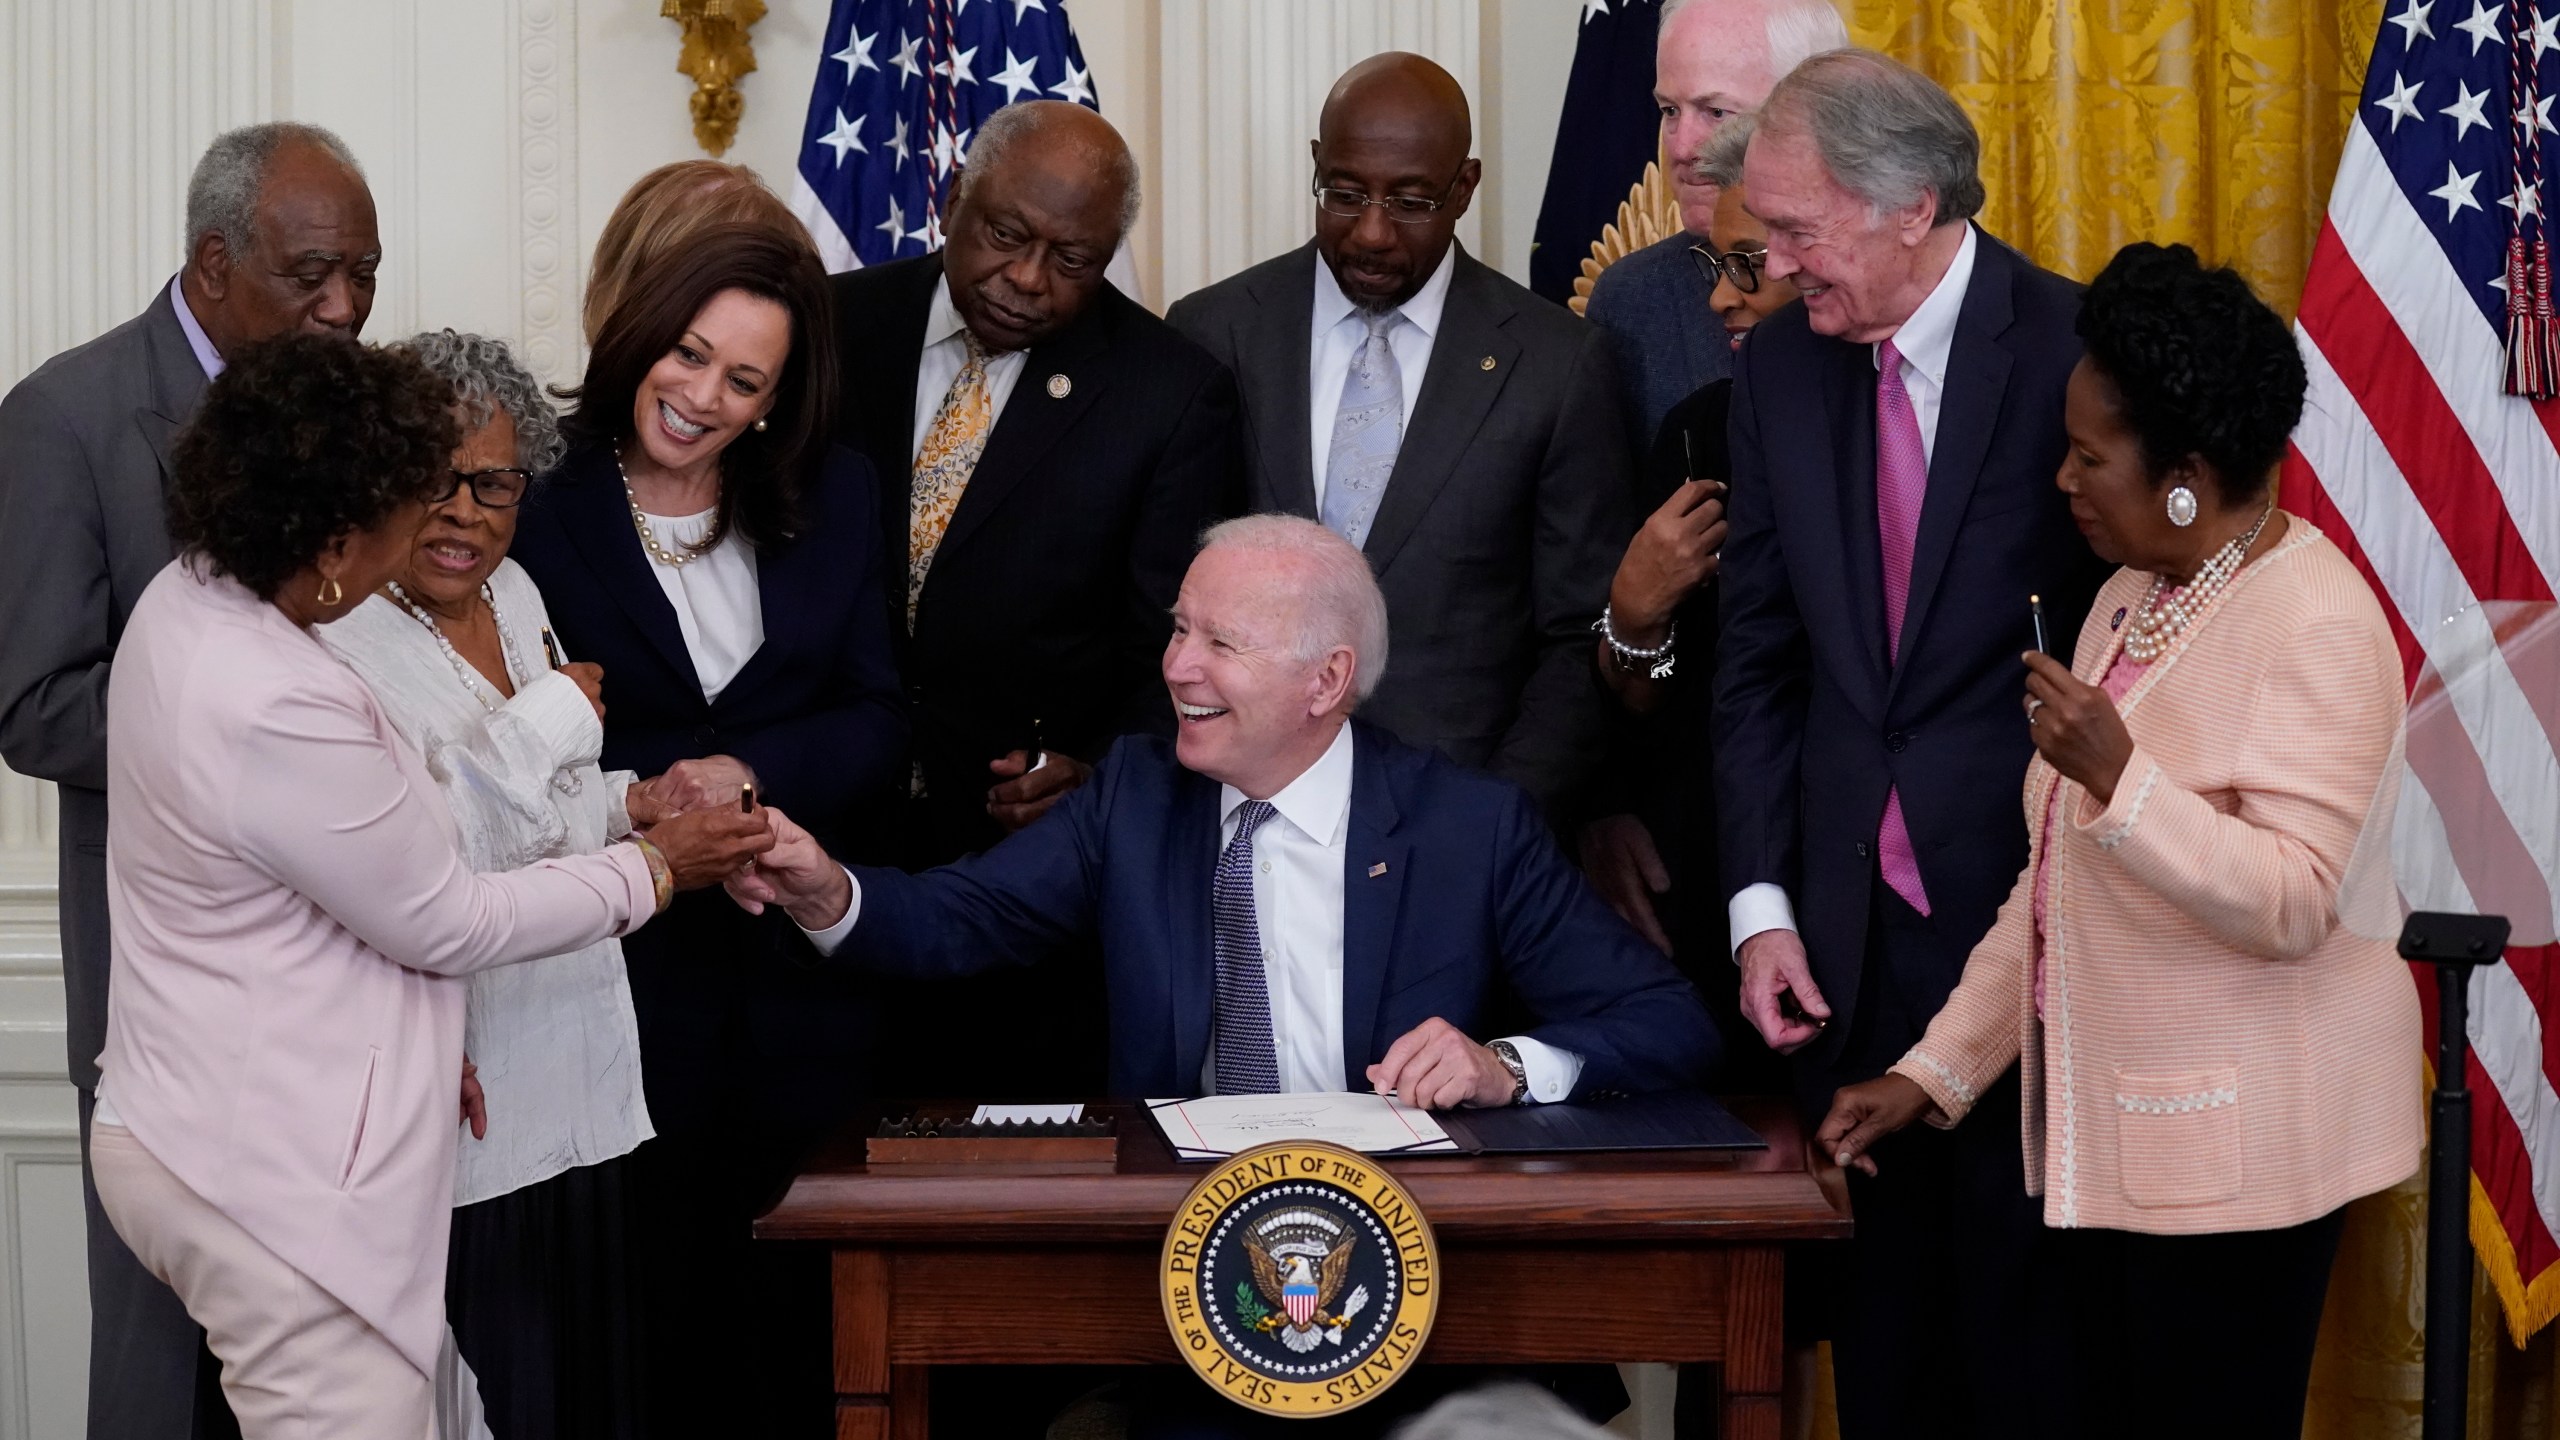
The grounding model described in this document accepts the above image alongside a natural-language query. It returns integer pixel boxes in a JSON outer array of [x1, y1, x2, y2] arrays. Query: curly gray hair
[[395, 330, 565, 473], [184, 121, 363, 260], [955, 100, 1143, 241]]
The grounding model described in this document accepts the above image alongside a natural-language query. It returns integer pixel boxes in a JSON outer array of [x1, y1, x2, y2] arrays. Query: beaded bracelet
[[630, 836, 676, 914], [1595, 604, 1677, 679]]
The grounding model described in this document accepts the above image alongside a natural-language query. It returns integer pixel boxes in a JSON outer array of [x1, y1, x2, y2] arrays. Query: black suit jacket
[[1712, 229, 2112, 1067], [510, 442, 909, 1134], [830, 255, 1242, 863], [0, 285, 202, 1091], [843, 720, 1718, 1098], [1167, 243, 1635, 821]]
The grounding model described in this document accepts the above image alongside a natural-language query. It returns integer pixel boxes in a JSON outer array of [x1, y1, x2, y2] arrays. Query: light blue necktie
[[1319, 310, 1403, 549], [1212, 801, 1282, 1095]]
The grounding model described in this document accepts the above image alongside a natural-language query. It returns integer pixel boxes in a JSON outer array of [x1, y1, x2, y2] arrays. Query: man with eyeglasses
[[0, 120, 380, 1440], [1168, 52, 1631, 826]]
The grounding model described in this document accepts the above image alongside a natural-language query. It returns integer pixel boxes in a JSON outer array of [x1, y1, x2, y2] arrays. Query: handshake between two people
[[721, 808, 1526, 1111]]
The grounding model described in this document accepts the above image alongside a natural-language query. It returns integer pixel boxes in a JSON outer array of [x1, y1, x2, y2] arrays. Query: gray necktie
[[1212, 801, 1282, 1095], [1320, 310, 1403, 549]]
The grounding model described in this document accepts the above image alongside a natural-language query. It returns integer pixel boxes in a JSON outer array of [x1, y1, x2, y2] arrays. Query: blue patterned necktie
[[1212, 800, 1282, 1095], [1319, 310, 1404, 549]]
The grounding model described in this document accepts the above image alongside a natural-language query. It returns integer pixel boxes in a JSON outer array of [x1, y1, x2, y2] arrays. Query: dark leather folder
[[1442, 1089, 1767, 1154]]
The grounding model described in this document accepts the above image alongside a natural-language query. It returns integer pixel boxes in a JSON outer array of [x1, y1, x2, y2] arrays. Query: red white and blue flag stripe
[[2282, 0, 2560, 1339]]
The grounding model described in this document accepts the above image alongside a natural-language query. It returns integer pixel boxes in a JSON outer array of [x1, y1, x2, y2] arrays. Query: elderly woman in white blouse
[[320, 331, 691, 1439]]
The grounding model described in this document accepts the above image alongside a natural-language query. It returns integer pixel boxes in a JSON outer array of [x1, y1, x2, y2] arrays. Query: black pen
[[540, 626, 566, 670], [2030, 594, 2049, 655], [740, 782, 756, 814]]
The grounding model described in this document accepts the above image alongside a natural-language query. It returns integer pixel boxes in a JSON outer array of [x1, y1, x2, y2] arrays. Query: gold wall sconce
[[663, 0, 766, 157]]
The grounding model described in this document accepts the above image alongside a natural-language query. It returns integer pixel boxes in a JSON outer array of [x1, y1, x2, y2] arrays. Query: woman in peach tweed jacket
[[1819, 244, 2423, 1437]]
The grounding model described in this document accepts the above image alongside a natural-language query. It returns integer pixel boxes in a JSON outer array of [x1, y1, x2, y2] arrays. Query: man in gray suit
[[0, 121, 377, 1440], [1582, 0, 1847, 451], [1168, 53, 1631, 820]]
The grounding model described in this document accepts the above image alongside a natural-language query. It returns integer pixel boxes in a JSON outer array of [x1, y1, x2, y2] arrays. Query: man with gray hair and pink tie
[[1708, 49, 2109, 1438]]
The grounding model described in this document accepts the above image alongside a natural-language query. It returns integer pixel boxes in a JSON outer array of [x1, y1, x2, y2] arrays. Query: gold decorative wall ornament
[[1569, 157, 1684, 318], [663, 0, 765, 157]]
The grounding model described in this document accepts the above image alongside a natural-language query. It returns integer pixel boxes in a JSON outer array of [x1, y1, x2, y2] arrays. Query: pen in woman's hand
[[2029, 594, 2049, 656], [541, 626, 566, 670], [740, 782, 757, 814]]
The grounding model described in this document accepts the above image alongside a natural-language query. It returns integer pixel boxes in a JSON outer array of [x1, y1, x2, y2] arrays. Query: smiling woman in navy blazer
[[508, 222, 905, 1435]]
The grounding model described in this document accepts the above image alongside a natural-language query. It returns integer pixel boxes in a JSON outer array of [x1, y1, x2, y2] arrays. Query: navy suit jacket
[[839, 720, 1717, 1099], [511, 441, 908, 849], [1712, 229, 2111, 1064], [1583, 231, 1733, 461]]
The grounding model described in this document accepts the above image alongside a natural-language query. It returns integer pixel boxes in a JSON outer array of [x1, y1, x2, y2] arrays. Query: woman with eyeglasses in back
[[1582, 115, 1798, 1085], [318, 330, 676, 1439]]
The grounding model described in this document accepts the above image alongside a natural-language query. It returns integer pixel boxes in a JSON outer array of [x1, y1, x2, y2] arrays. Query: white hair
[[184, 121, 363, 260], [1197, 514, 1390, 706], [1755, 47, 1985, 226], [1699, 113, 1755, 188], [1659, 0, 1850, 93], [1389, 1384, 1614, 1440]]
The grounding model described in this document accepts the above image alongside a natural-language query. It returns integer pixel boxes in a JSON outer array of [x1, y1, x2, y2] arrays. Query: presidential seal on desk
[[1160, 1140, 1439, 1417]]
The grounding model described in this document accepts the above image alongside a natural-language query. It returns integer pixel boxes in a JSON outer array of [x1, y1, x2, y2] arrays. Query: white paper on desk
[[1144, 1092, 1461, 1160], [970, 1103, 1086, 1125]]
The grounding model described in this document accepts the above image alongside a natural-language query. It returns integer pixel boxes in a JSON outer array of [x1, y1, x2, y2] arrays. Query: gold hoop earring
[[317, 576, 344, 608]]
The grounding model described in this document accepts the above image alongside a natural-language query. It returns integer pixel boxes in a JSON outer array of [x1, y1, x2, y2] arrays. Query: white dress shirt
[[909, 274, 1030, 464], [1727, 223, 1980, 957], [804, 724, 1583, 1102], [1306, 245, 1457, 512], [636, 508, 763, 704]]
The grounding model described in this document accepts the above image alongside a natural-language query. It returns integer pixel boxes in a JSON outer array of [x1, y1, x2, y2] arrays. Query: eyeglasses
[[430, 467, 533, 509], [1312, 167, 1468, 224], [1690, 241, 1769, 295]]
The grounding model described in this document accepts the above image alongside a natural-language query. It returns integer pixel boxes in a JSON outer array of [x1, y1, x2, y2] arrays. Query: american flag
[[788, 0, 1103, 273], [2282, 0, 2560, 1339]]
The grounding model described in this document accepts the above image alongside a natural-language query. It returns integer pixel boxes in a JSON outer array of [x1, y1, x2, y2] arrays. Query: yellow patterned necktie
[[907, 329, 995, 631]]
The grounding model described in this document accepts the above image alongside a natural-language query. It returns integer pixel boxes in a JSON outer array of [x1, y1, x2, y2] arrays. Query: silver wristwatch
[[1488, 1040, 1530, 1105]]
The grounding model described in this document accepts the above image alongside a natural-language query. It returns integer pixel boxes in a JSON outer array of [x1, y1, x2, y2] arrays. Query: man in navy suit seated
[[734, 512, 1714, 1110]]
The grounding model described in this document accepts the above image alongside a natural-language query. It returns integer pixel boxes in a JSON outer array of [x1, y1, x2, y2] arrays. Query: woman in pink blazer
[[1820, 244, 2423, 1437], [87, 335, 773, 1439]]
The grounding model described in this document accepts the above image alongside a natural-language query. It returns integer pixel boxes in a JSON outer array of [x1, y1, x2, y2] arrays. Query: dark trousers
[[2031, 1209, 2348, 1438], [447, 1154, 647, 1440], [78, 1088, 239, 1440], [1790, 882, 2042, 1440]]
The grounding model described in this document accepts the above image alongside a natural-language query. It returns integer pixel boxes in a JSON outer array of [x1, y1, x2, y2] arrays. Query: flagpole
[[2403, 912, 2512, 1440]]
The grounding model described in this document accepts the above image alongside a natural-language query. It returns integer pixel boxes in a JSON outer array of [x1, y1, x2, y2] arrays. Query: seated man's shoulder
[[1363, 725, 1541, 834]]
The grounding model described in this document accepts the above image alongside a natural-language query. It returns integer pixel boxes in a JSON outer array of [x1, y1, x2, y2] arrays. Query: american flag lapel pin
[[1368, 861, 1389, 878]]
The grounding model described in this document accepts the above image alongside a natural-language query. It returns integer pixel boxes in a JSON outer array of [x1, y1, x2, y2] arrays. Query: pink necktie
[[1874, 340, 1932, 917]]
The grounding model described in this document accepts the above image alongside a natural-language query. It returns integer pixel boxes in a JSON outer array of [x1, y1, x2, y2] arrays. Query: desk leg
[[890, 1367, 931, 1440], [836, 1250, 891, 1440], [1721, 1245, 1784, 1440]]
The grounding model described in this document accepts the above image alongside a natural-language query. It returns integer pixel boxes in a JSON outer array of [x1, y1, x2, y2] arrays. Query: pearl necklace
[[385, 580, 582, 796], [617, 452, 722, 568], [2121, 505, 2275, 663]]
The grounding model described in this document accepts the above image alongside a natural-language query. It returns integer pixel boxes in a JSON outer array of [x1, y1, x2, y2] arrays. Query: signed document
[[1145, 1092, 1463, 1161]]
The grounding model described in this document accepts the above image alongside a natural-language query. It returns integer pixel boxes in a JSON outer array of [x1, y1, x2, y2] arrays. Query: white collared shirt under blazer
[[1891, 520, 2423, 1235]]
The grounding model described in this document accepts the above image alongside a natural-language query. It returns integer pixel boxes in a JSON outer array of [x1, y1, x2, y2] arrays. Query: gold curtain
[[1842, 0, 2377, 314], [1784, 4, 2560, 1435]]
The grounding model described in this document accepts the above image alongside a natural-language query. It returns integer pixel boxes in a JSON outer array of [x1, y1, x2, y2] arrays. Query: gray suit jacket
[[1167, 243, 1634, 819], [1582, 232, 1731, 461], [0, 284, 201, 1091]]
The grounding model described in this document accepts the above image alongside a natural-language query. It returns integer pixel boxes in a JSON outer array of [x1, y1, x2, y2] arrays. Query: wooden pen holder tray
[[865, 1112, 1120, 1171]]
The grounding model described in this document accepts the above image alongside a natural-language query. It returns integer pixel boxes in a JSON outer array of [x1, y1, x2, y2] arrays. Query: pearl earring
[[2165, 485, 2199, 528], [753, 417, 769, 433]]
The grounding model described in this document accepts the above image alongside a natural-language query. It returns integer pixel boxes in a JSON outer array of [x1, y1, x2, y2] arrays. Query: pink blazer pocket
[[336, 1046, 382, 1192], [2112, 1068, 2243, 1209]]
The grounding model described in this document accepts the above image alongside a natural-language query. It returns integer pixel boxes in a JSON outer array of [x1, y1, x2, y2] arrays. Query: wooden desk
[[755, 1097, 1850, 1439]]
